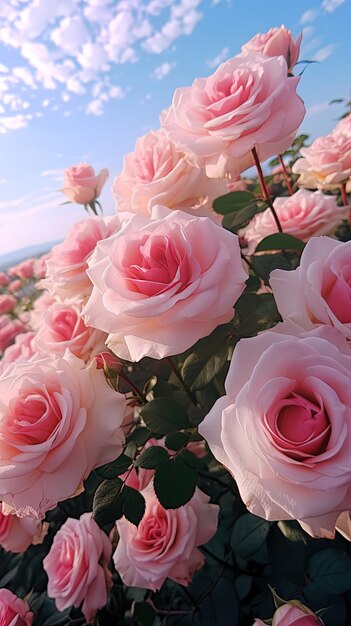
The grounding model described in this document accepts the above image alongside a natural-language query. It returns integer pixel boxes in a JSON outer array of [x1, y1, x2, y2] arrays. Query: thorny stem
[[118, 372, 146, 403], [278, 154, 294, 195], [251, 147, 283, 233]]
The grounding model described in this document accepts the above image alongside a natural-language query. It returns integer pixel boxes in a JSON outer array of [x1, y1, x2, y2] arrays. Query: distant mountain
[[0, 241, 61, 271]]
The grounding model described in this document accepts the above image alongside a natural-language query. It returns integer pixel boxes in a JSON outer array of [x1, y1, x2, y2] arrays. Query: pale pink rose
[[82, 206, 247, 361], [8, 279, 22, 293], [44, 512, 112, 623], [199, 324, 351, 538], [0, 589, 33, 626], [0, 295, 16, 315], [0, 331, 36, 376], [0, 351, 126, 518], [239, 189, 348, 255], [0, 316, 26, 353], [29, 292, 56, 329], [33, 300, 106, 361], [34, 253, 51, 279], [0, 505, 47, 553], [334, 113, 351, 138], [242, 26, 302, 72], [42, 215, 121, 301], [293, 132, 351, 191], [254, 603, 324, 626], [8, 258, 36, 280], [113, 486, 219, 590], [62, 162, 108, 205], [162, 52, 305, 178], [270, 237, 351, 341], [112, 128, 226, 222], [0, 272, 9, 286]]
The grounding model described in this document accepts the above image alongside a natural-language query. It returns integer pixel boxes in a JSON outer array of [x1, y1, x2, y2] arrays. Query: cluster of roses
[[0, 23, 350, 626]]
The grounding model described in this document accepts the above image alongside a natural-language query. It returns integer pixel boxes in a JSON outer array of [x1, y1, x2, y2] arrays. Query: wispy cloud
[[322, 0, 346, 12], [300, 8, 320, 24], [207, 46, 229, 68], [151, 61, 176, 80], [312, 43, 337, 61], [306, 101, 330, 116]]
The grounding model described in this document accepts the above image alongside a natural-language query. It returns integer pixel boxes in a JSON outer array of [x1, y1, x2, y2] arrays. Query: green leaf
[[231, 513, 272, 560], [277, 520, 308, 543], [308, 549, 351, 594], [122, 486, 146, 526], [222, 202, 262, 232], [165, 431, 190, 451], [255, 233, 305, 253], [154, 456, 197, 508], [140, 397, 191, 435], [135, 445, 169, 468], [127, 427, 151, 446], [213, 191, 256, 215], [182, 340, 229, 392], [95, 454, 132, 479], [93, 477, 123, 526], [132, 601, 156, 626], [252, 252, 293, 283]]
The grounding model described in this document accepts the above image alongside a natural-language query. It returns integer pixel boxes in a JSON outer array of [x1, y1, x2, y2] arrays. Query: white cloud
[[109, 85, 126, 99], [207, 46, 229, 68], [151, 61, 175, 79], [41, 168, 64, 177], [86, 98, 104, 115], [51, 16, 90, 54], [322, 0, 346, 12], [300, 8, 319, 23], [306, 101, 330, 115], [312, 43, 337, 61], [0, 113, 32, 133]]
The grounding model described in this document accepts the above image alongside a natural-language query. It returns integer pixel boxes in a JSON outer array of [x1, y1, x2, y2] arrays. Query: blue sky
[[0, 0, 350, 257]]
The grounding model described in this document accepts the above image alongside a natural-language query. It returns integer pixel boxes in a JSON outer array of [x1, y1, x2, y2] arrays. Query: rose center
[[5, 389, 62, 445]]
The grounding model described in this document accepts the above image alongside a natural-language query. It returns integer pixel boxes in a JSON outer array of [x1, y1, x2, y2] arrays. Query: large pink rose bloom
[[242, 25, 302, 73], [199, 325, 351, 538], [0, 589, 33, 626], [42, 215, 121, 301], [0, 505, 47, 553], [0, 352, 126, 518], [62, 162, 108, 205], [293, 132, 351, 191], [113, 486, 218, 590], [162, 52, 305, 178], [270, 237, 351, 341], [254, 602, 324, 626], [33, 300, 106, 361], [44, 513, 112, 623], [112, 128, 226, 221], [239, 189, 348, 255], [83, 206, 247, 361]]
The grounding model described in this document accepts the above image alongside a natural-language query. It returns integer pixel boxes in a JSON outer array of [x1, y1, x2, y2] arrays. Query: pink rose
[[292, 132, 351, 191], [44, 512, 112, 623], [162, 52, 305, 178], [0, 351, 126, 518], [62, 162, 108, 205], [112, 128, 226, 221], [113, 486, 219, 590], [0, 272, 9, 286], [0, 589, 33, 626], [254, 602, 324, 626], [29, 292, 56, 329], [8, 258, 36, 280], [0, 505, 47, 553], [334, 113, 351, 138], [270, 237, 351, 341], [0, 295, 16, 315], [0, 316, 26, 353], [199, 324, 351, 538], [242, 26, 302, 72], [7, 279, 22, 293], [239, 189, 348, 255], [0, 331, 36, 376], [34, 253, 51, 279], [32, 300, 106, 361], [82, 206, 247, 361], [42, 215, 121, 301]]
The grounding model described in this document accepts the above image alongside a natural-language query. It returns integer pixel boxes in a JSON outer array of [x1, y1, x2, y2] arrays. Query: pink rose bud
[[0, 294, 17, 315], [62, 162, 109, 205], [8, 279, 22, 293], [0, 588, 33, 626], [242, 25, 302, 73], [95, 351, 122, 372], [254, 602, 324, 625], [43, 513, 112, 623]]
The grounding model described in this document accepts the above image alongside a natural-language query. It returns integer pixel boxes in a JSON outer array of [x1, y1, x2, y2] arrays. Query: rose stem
[[341, 183, 349, 207], [251, 147, 283, 232], [118, 372, 146, 403], [165, 356, 198, 405], [278, 154, 294, 195]]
